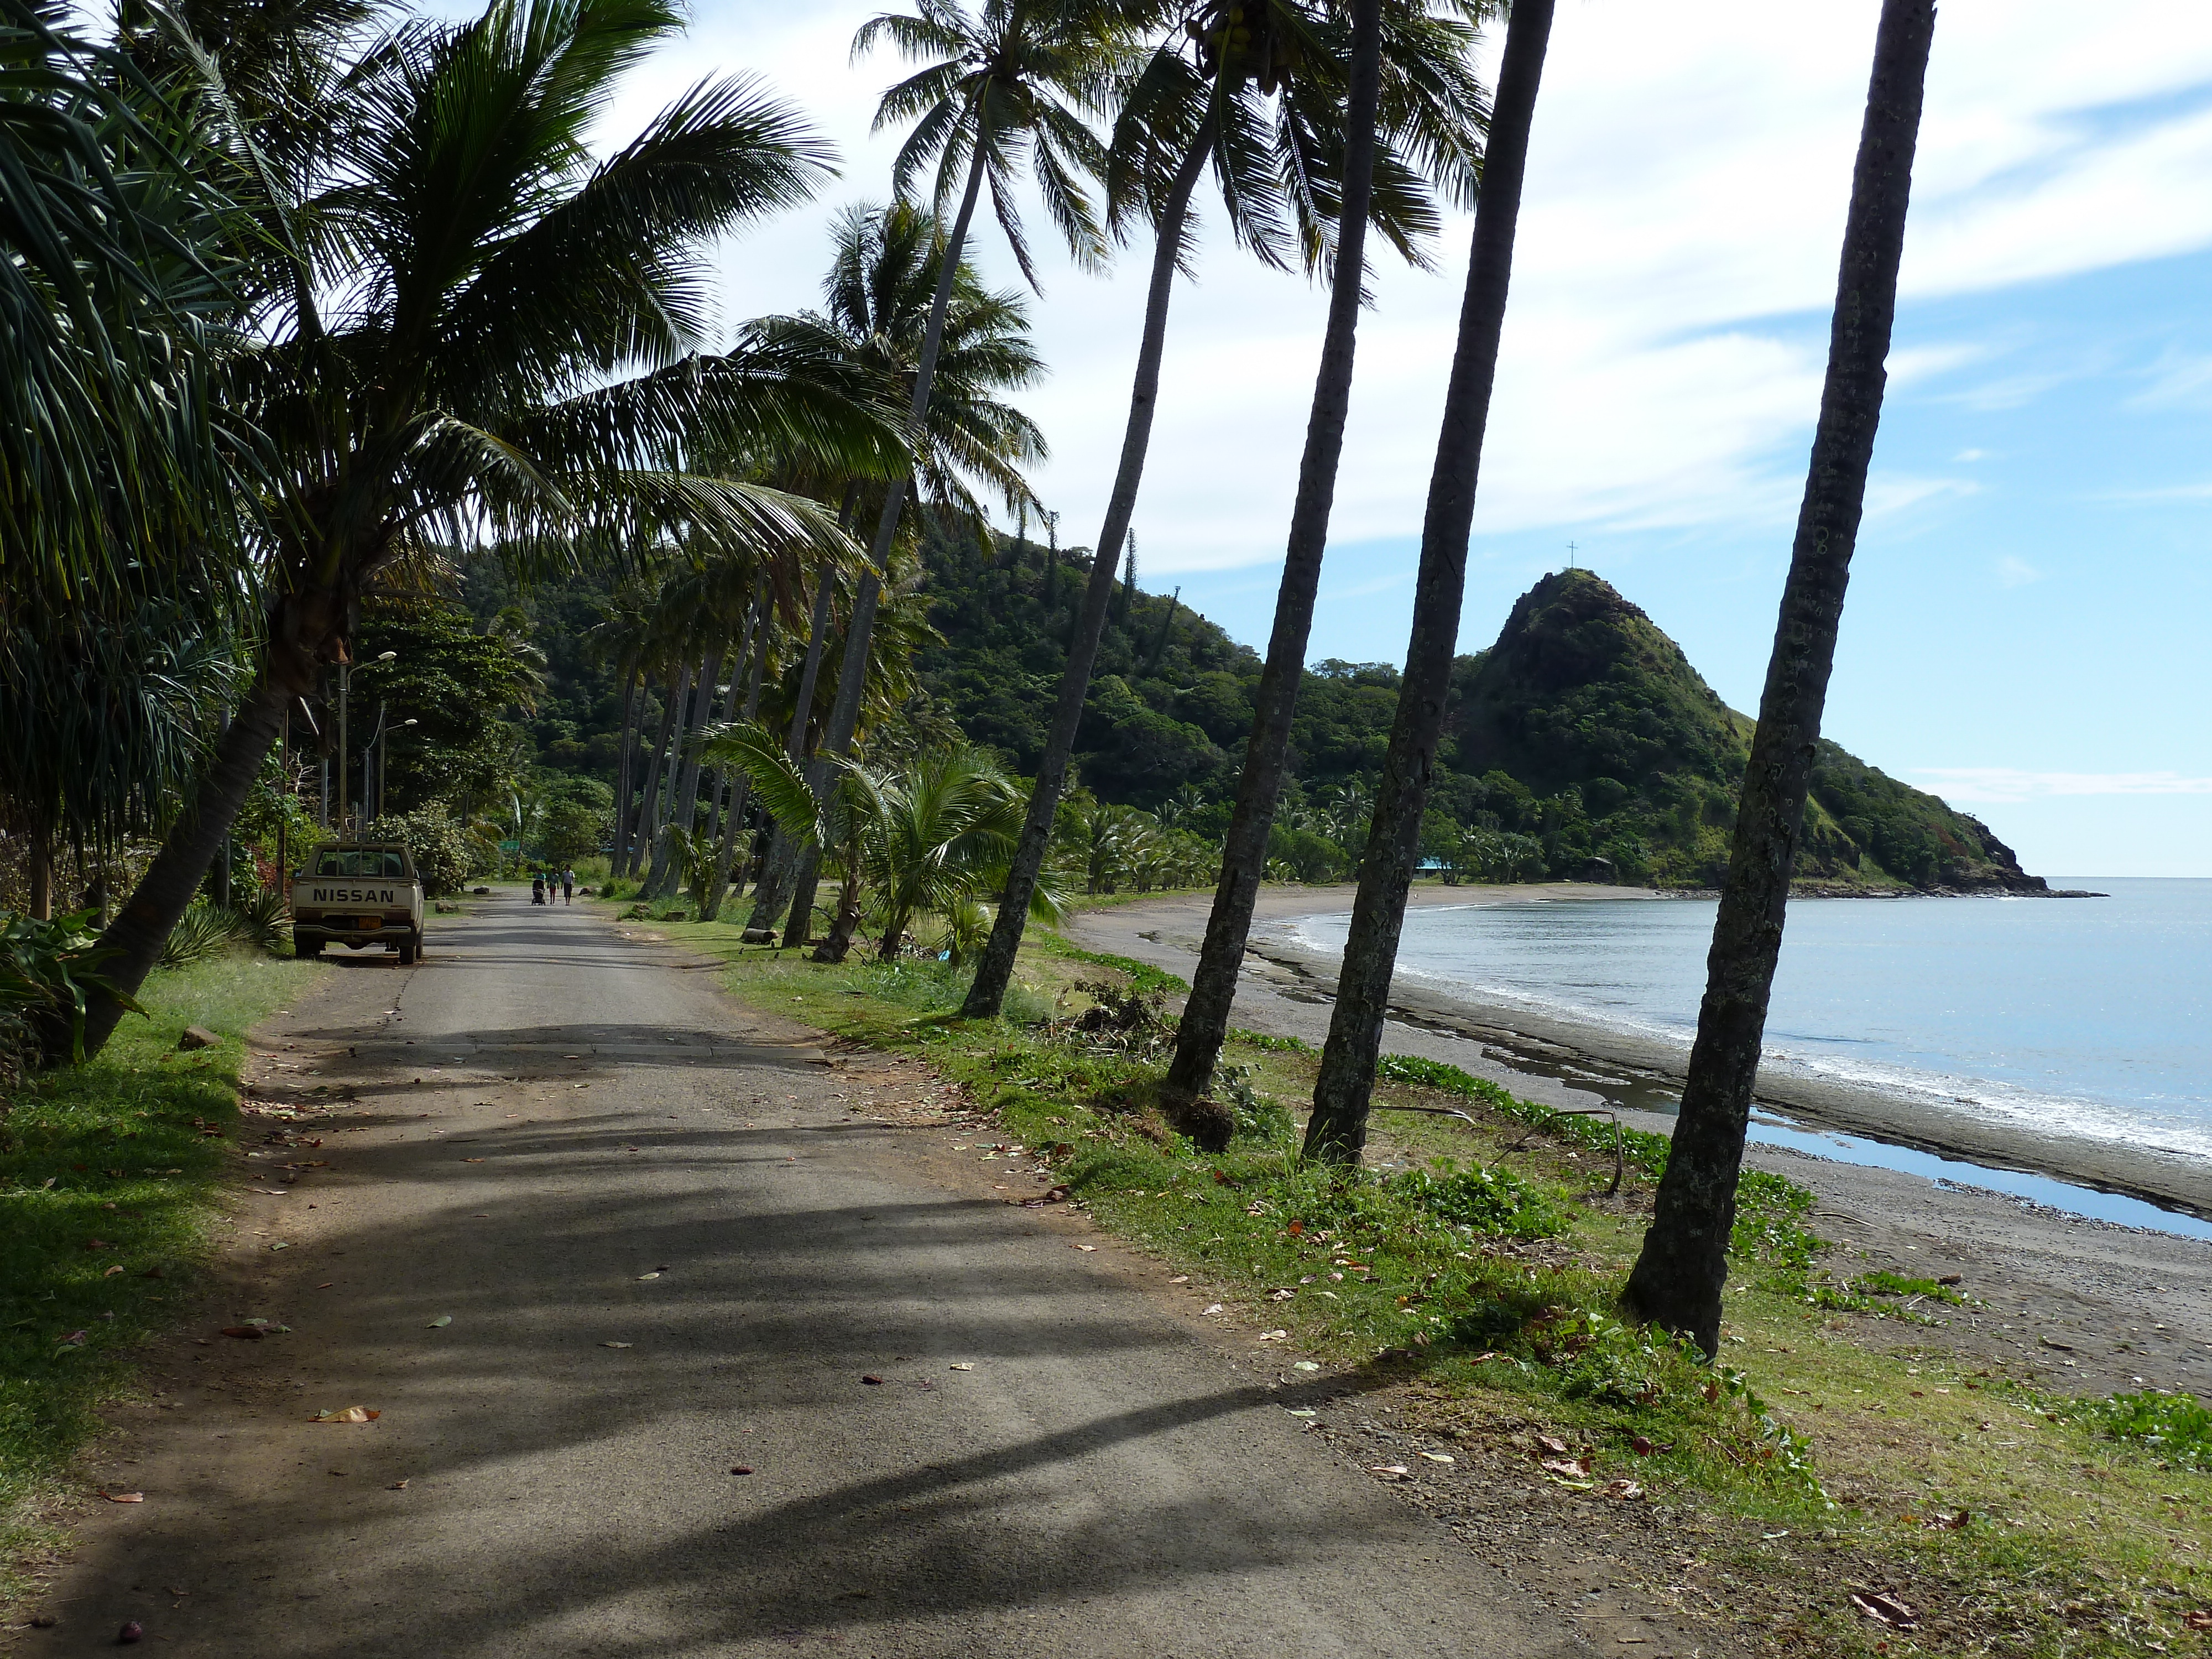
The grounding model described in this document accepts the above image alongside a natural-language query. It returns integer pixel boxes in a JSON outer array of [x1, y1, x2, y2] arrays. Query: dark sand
[[1071, 884, 2212, 1398]]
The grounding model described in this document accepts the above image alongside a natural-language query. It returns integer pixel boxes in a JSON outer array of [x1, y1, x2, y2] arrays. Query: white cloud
[[1914, 768, 2212, 804], [1995, 555, 2043, 588], [593, 0, 2212, 573]]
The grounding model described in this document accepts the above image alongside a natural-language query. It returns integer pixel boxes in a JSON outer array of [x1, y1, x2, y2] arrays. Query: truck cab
[[291, 843, 427, 964]]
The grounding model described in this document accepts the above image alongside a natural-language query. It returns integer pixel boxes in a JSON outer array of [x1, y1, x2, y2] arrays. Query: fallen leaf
[[1291, 1360, 1321, 1373], [1605, 1478, 1645, 1500], [637, 1272, 661, 1281], [388, 1480, 409, 1490], [1167, 1275, 1190, 1285], [1849, 1592, 1918, 1630], [1537, 1435, 1572, 1456], [268, 1241, 289, 1251], [1924, 1509, 1970, 1530], [601, 1342, 632, 1350], [309, 1406, 379, 1423], [1202, 1303, 1224, 1316], [861, 1374, 884, 1385], [1256, 1329, 1288, 1342], [730, 1465, 754, 1476], [102, 1265, 125, 1278], [948, 1363, 974, 1371], [461, 1157, 485, 1164], [100, 1491, 144, 1503], [1420, 1452, 1455, 1464], [2184, 1610, 2212, 1631], [84, 1238, 110, 1251], [1468, 1350, 1499, 1364], [1630, 1435, 1656, 1456], [1284, 1407, 1317, 1418], [1541, 1458, 1591, 1478], [1368, 1464, 1411, 1480], [426, 1315, 452, 1329], [1268, 1289, 1296, 1301], [1070, 1244, 1097, 1253]]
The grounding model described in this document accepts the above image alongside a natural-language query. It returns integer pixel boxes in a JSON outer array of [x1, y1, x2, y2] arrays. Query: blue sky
[[596, 0, 2212, 878]]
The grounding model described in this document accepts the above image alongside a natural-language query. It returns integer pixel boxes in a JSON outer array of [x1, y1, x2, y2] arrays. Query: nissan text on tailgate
[[291, 843, 426, 964]]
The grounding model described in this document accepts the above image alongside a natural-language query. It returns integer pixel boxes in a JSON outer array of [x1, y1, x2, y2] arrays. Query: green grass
[[0, 949, 320, 1597], [645, 906, 2212, 1657]]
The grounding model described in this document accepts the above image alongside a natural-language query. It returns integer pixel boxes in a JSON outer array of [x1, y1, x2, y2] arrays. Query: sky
[[594, 0, 2212, 879]]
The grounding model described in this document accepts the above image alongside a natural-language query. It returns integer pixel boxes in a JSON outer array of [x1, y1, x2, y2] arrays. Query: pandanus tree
[[959, 0, 1488, 1020], [1, 0, 249, 922], [773, 0, 1123, 945], [1301, 0, 1553, 1161], [1161, 0, 1486, 1130], [75, 0, 895, 1058], [741, 196, 1048, 935], [1626, 0, 1936, 1354]]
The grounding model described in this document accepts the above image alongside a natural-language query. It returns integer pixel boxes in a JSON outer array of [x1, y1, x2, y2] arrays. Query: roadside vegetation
[[601, 891, 2211, 1658], [0, 953, 317, 1600]]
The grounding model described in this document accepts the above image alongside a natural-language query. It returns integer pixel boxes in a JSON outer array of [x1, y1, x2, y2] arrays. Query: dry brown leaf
[[99, 1491, 144, 1503], [309, 1406, 379, 1423], [1604, 1478, 1644, 1500], [1848, 1592, 1918, 1630]]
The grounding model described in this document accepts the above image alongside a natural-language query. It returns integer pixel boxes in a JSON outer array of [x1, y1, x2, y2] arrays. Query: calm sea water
[[1293, 879, 2212, 1173]]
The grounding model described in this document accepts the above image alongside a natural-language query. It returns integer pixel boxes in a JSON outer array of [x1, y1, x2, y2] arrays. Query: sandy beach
[[1070, 883, 2212, 1400]]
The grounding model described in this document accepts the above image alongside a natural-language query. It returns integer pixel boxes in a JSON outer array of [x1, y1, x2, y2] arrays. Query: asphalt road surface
[[44, 896, 1588, 1657]]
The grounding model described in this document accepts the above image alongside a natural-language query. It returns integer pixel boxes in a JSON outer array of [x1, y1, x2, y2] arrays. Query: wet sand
[[1068, 884, 2212, 1399]]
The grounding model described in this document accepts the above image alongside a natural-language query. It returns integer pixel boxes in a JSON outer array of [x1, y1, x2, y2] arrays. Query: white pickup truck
[[290, 842, 427, 964]]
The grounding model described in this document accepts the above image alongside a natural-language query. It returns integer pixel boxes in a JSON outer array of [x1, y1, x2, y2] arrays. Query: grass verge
[[606, 900, 2212, 1655], [0, 950, 321, 1599]]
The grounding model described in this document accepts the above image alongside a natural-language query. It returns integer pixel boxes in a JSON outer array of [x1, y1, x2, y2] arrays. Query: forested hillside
[[914, 535, 2043, 892]]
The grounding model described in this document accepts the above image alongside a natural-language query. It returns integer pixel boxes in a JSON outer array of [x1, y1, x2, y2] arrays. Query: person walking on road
[[561, 868, 575, 905], [531, 870, 546, 906]]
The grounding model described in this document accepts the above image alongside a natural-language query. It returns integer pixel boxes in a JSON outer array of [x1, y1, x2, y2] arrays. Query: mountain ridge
[[912, 529, 2044, 893]]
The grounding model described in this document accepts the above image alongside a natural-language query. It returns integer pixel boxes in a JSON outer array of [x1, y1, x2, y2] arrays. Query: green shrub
[[2075, 1391, 2211, 1470], [365, 804, 472, 895], [1398, 1159, 1572, 1239], [158, 902, 243, 968]]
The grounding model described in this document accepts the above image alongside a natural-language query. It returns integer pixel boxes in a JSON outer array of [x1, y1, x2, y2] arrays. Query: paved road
[[46, 896, 1583, 1657]]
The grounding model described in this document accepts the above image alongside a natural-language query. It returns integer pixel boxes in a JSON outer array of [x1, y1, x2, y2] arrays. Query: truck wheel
[[294, 937, 320, 959], [398, 936, 418, 966]]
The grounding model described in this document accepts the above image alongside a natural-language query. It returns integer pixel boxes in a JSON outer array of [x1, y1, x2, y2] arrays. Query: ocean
[[1292, 878, 2212, 1233]]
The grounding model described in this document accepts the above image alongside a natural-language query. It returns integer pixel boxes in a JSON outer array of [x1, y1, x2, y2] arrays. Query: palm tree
[[704, 724, 1059, 962], [2, 0, 249, 925], [1625, 0, 1937, 1355], [75, 0, 890, 1057], [1301, 0, 1554, 1162], [740, 196, 1049, 935], [775, 0, 1124, 946], [959, 0, 1487, 1019]]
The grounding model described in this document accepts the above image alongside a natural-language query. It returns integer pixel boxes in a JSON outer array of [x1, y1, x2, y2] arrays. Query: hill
[[915, 536, 2043, 893]]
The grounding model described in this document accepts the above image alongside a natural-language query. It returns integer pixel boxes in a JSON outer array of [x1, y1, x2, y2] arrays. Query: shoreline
[[1071, 881, 2212, 1230]]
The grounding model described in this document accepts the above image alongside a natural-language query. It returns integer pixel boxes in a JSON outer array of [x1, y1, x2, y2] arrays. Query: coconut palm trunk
[[1163, 0, 1384, 1129], [632, 664, 688, 884], [1302, 0, 1555, 1162], [648, 639, 723, 896], [744, 547, 843, 932], [611, 663, 641, 873], [782, 142, 992, 946], [703, 595, 774, 920], [958, 119, 1216, 1018], [78, 682, 288, 1054], [1625, 0, 1935, 1355]]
